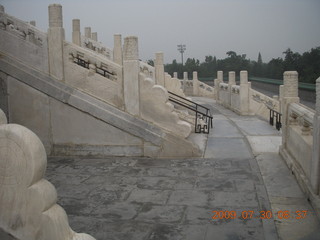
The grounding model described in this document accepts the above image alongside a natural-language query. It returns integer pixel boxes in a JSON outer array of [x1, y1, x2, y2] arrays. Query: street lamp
[[177, 44, 186, 66]]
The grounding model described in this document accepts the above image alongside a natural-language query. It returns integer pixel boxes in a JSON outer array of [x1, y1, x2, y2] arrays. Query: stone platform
[[46, 98, 320, 240]]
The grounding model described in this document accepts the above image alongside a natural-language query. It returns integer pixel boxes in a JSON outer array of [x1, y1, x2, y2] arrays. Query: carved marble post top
[[193, 71, 198, 80], [283, 71, 298, 98], [92, 32, 98, 41], [48, 4, 63, 28], [217, 71, 223, 82], [84, 27, 91, 38], [240, 71, 248, 84], [123, 36, 139, 60], [316, 77, 320, 115], [155, 52, 164, 65], [173, 72, 178, 78], [0, 5, 4, 12], [114, 34, 122, 46], [72, 19, 80, 32], [183, 72, 188, 80], [228, 71, 236, 85]]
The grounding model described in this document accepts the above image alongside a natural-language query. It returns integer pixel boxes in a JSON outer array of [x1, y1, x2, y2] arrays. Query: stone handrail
[[219, 82, 228, 91], [66, 42, 122, 82], [250, 88, 279, 110], [231, 85, 240, 94], [288, 103, 315, 135], [139, 61, 155, 79], [81, 36, 112, 60], [0, 9, 49, 74], [0, 110, 95, 240], [180, 79, 193, 87], [139, 72, 192, 138], [164, 73, 185, 97], [199, 81, 214, 93], [0, 11, 46, 47]]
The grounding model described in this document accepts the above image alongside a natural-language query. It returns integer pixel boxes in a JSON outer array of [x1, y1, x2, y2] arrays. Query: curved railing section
[[0, 111, 95, 240], [168, 91, 213, 134]]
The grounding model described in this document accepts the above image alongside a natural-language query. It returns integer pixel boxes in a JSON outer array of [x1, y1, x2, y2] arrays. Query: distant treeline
[[159, 47, 320, 83]]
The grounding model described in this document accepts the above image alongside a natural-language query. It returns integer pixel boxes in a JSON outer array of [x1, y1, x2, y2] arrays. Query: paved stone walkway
[[46, 98, 320, 240]]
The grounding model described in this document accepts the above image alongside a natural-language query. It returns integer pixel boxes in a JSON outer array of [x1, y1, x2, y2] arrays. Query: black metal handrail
[[268, 107, 282, 131], [168, 91, 213, 134]]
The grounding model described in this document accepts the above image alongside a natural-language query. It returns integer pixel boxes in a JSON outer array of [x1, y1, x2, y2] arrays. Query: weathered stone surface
[[0, 108, 7, 124], [7, 77, 52, 153], [0, 124, 95, 240], [48, 4, 65, 80], [139, 73, 192, 138], [155, 52, 165, 86]]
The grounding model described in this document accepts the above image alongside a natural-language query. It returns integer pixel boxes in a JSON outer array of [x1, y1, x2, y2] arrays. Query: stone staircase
[[0, 4, 202, 158]]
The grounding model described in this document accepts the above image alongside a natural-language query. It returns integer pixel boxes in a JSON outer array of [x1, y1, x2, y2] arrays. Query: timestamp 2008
[[211, 210, 308, 220]]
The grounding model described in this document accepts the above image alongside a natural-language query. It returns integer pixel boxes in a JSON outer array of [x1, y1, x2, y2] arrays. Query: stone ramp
[[196, 97, 320, 240], [46, 155, 268, 240], [44, 97, 320, 240], [0, 53, 201, 157]]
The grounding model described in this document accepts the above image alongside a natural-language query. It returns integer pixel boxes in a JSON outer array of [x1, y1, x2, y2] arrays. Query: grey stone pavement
[[46, 98, 320, 240]]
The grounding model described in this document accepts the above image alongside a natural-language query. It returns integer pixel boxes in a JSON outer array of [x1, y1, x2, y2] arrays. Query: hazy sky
[[1, 0, 320, 63]]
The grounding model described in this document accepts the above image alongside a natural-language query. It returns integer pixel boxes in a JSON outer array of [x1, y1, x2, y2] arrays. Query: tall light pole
[[177, 44, 186, 66]]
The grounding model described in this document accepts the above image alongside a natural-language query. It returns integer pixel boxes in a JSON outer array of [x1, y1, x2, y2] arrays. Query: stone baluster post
[[240, 71, 249, 115], [155, 52, 165, 87], [279, 85, 284, 113], [311, 77, 320, 194], [280, 71, 300, 147], [164, 72, 171, 89], [84, 27, 91, 39], [228, 71, 236, 107], [183, 72, 188, 93], [72, 19, 81, 46], [193, 71, 199, 96], [173, 72, 178, 79], [228, 71, 236, 86], [92, 32, 98, 41], [123, 36, 140, 116], [217, 71, 223, 83], [214, 78, 219, 101], [215, 71, 223, 102], [48, 4, 65, 80], [113, 34, 123, 65]]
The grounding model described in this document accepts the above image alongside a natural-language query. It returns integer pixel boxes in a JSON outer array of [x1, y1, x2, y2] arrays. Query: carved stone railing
[[139, 72, 192, 138], [250, 89, 279, 110], [219, 82, 228, 91], [180, 80, 193, 87], [284, 102, 315, 189], [0, 11, 46, 47], [199, 82, 214, 93], [81, 36, 112, 60], [67, 43, 121, 82], [231, 85, 240, 94], [288, 103, 314, 136], [0, 111, 95, 240], [164, 73, 185, 97], [64, 42, 124, 108], [0, 8, 49, 73], [249, 88, 280, 120], [139, 61, 155, 80]]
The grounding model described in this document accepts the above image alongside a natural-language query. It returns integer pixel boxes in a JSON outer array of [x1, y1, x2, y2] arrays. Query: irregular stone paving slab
[[45, 99, 285, 240], [205, 137, 252, 159], [211, 119, 243, 138], [232, 119, 281, 136], [247, 136, 282, 154]]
